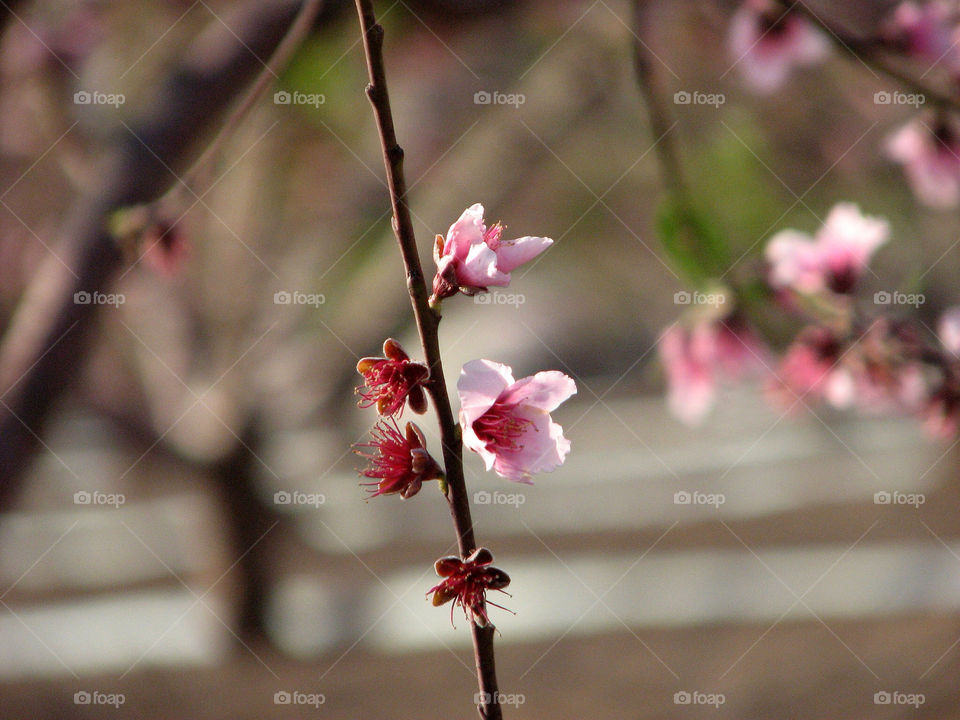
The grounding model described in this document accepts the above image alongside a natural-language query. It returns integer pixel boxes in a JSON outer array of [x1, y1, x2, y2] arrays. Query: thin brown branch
[[174, 0, 324, 198], [631, 1, 687, 201], [351, 2, 503, 717]]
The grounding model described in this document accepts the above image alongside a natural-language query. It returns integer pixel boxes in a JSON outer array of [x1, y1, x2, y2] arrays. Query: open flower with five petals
[[457, 359, 575, 483]]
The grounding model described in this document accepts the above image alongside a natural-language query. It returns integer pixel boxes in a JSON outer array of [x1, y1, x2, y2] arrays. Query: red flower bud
[[356, 338, 429, 417], [355, 419, 442, 499], [428, 547, 512, 628]]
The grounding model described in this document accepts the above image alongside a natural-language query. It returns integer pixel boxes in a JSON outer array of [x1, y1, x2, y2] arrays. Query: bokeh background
[[2, 0, 960, 717]]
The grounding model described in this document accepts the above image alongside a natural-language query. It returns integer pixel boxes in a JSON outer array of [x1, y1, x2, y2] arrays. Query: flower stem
[[352, 2, 503, 717]]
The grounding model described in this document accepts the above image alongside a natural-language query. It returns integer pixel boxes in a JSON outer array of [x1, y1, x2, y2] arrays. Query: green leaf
[[655, 196, 730, 286]]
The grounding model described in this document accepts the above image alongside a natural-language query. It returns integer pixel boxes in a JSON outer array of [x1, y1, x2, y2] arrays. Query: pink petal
[[666, 367, 715, 425], [491, 409, 569, 482], [461, 241, 508, 288], [458, 359, 515, 427], [499, 370, 577, 411], [816, 203, 889, 263], [494, 235, 553, 274], [460, 412, 498, 472], [444, 204, 486, 261], [764, 229, 819, 291], [660, 326, 716, 425]]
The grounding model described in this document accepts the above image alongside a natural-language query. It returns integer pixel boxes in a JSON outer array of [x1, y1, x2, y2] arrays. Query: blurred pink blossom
[[771, 321, 929, 417], [765, 203, 889, 294], [659, 319, 768, 425], [883, 2, 960, 74], [887, 118, 960, 208], [767, 326, 846, 409], [458, 358, 575, 483], [727, 0, 829, 93]]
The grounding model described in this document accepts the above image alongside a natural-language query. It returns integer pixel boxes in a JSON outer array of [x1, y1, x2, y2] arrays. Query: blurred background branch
[[0, 0, 315, 510]]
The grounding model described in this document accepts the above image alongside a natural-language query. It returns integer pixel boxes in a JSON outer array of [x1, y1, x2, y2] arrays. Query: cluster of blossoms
[[355, 204, 575, 627], [671, 3, 960, 432], [727, 0, 960, 208], [660, 203, 960, 437]]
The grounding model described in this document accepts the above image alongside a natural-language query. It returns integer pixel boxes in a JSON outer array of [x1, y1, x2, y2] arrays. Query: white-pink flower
[[659, 320, 767, 425], [430, 204, 552, 303], [886, 118, 960, 208], [458, 359, 575, 483], [765, 203, 889, 294], [727, 0, 828, 94]]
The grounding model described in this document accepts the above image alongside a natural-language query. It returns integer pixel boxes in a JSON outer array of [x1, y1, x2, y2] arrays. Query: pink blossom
[[765, 203, 889, 294], [887, 118, 960, 208], [883, 2, 960, 75], [767, 326, 844, 408], [727, 0, 828, 93], [659, 319, 768, 425], [771, 321, 928, 415], [457, 359, 575, 483], [430, 204, 552, 303]]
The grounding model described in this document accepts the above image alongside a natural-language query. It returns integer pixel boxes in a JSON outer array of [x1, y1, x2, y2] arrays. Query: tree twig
[[173, 0, 324, 199], [351, 1, 503, 717]]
